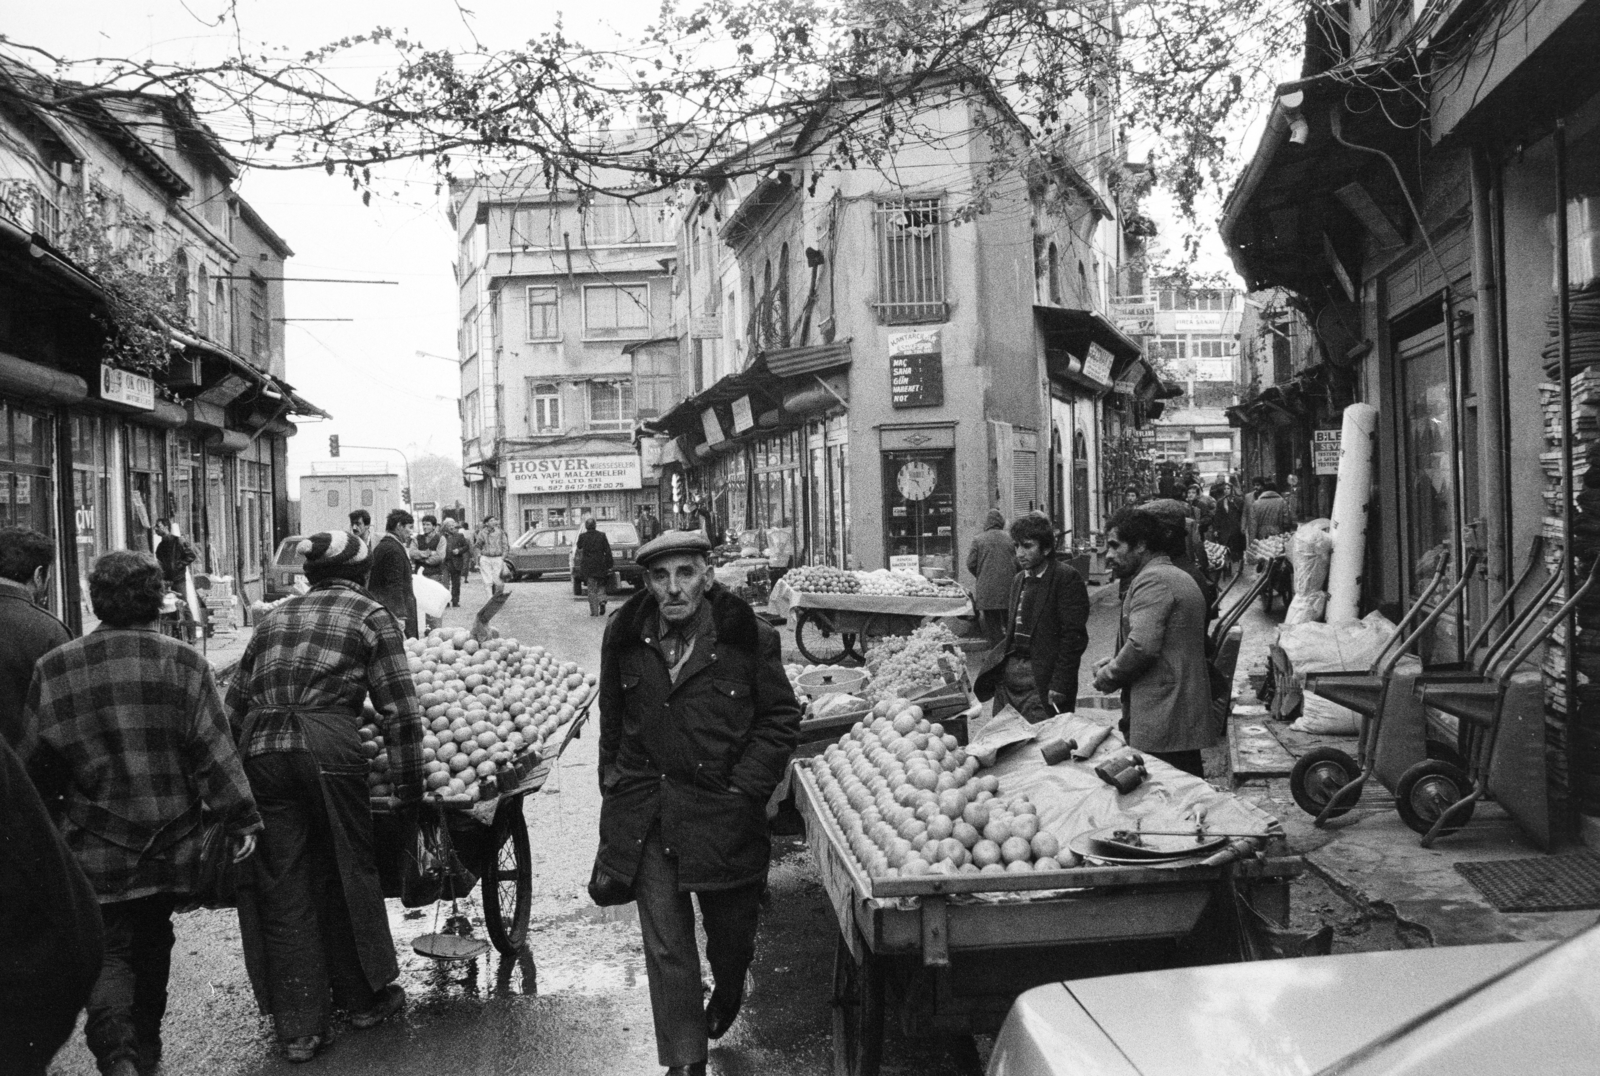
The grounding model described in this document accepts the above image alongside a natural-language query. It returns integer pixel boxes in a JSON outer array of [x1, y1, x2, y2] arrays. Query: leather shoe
[[664, 1064, 706, 1076], [705, 984, 743, 1040]]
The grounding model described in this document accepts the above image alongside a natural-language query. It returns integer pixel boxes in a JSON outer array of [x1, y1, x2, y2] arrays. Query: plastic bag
[[413, 574, 451, 619], [1277, 611, 1397, 676], [1284, 592, 1329, 626], [1289, 519, 1333, 594]]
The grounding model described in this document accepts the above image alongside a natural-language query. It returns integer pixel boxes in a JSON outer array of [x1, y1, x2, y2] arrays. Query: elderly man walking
[[594, 531, 802, 1076], [575, 517, 615, 617], [965, 509, 1015, 646], [1092, 508, 1214, 778], [22, 551, 261, 1076], [0, 527, 72, 752], [225, 531, 426, 1063]]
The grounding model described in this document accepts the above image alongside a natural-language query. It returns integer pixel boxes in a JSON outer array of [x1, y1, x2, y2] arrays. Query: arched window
[[1078, 260, 1089, 303], [1047, 243, 1062, 304], [173, 249, 190, 323], [777, 243, 792, 348], [214, 280, 229, 348], [196, 264, 209, 336]]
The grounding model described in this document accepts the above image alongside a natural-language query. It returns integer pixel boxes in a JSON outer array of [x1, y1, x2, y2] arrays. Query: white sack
[[1290, 519, 1334, 594], [413, 574, 451, 619]]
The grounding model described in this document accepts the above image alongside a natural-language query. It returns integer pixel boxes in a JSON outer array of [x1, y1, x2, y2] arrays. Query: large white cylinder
[[1326, 403, 1379, 623]]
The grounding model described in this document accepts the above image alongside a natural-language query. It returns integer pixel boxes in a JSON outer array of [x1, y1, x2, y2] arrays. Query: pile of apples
[[364, 627, 596, 804], [809, 699, 1074, 879]]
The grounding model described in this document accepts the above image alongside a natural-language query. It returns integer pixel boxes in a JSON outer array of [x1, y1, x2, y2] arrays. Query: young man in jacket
[[972, 513, 1091, 723], [1092, 508, 1214, 778], [594, 530, 802, 1076], [366, 509, 419, 639]]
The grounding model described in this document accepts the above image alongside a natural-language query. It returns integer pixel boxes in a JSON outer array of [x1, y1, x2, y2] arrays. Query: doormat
[[1455, 851, 1600, 912]]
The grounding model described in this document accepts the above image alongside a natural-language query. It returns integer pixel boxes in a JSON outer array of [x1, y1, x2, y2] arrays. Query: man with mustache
[[592, 530, 801, 1076]]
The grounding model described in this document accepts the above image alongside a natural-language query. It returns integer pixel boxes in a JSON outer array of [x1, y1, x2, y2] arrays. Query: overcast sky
[[9, 0, 661, 491], [12, 2, 1257, 492]]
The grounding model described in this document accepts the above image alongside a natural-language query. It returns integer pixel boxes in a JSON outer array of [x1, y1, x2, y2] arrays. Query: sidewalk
[[1222, 583, 1600, 948], [202, 625, 252, 685]]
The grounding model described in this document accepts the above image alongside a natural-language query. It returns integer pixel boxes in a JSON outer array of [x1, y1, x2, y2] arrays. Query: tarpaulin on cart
[[971, 710, 1280, 844]]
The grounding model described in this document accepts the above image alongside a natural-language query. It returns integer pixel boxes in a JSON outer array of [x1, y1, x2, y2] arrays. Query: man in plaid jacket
[[224, 530, 426, 1063], [23, 551, 260, 1076]]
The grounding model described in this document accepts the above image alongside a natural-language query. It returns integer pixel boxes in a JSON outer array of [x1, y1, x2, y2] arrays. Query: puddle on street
[[389, 899, 645, 1004]]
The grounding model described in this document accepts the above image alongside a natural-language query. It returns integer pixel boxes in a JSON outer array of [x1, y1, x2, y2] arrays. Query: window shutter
[[1014, 451, 1038, 517]]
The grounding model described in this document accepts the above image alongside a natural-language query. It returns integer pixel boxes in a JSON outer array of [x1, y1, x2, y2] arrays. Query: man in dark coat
[[366, 509, 419, 638], [0, 734, 104, 1076], [965, 510, 1014, 645], [152, 519, 195, 591], [595, 530, 802, 1076], [0, 527, 72, 753], [24, 551, 261, 1076], [440, 518, 473, 607], [225, 531, 425, 1063], [576, 516, 616, 617], [973, 513, 1091, 723]]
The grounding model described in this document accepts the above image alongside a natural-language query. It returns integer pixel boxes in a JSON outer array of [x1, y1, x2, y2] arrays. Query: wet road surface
[[47, 577, 986, 1076]]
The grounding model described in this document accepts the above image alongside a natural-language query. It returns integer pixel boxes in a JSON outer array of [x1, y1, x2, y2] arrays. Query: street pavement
[[46, 575, 1005, 1076]]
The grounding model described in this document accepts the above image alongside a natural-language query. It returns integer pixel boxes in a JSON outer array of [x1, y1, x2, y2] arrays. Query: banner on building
[[1173, 310, 1228, 332], [506, 455, 642, 493], [100, 364, 155, 410], [731, 395, 755, 432], [701, 407, 726, 444], [1082, 343, 1115, 387], [690, 315, 721, 339], [1313, 428, 1341, 475]]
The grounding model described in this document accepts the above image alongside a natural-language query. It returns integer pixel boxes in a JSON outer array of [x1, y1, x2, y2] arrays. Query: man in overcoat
[[973, 513, 1091, 723], [0, 527, 72, 752], [1092, 507, 1215, 777], [965, 509, 1015, 645], [595, 530, 802, 1076], [440, 518, 473, 607], [366, 509, 419, 638], [575, 517, 616, 617], [23, 551, 261, 1076], [225, 531, 426, 1062]]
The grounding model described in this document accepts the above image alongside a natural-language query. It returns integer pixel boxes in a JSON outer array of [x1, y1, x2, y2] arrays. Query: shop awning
[[1035, 306, 1141, 394], [647, 339, 853, 440]]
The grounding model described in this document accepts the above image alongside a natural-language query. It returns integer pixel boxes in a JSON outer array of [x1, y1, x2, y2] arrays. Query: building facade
[[1221, 0, 1600, 846], [0, 61, 321, 631], [450, 154, 675, 535]]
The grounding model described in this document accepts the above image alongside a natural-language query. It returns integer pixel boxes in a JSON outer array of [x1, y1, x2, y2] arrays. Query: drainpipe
[[1470, 148, 1508, 608]]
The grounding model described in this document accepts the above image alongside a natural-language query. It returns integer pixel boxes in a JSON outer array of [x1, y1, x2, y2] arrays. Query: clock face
[[897, 461, 939, 502]]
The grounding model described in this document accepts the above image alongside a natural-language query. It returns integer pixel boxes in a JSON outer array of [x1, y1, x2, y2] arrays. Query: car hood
[[990, 942, 1547, 1076]]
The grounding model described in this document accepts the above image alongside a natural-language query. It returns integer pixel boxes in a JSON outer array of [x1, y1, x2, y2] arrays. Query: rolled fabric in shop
[[1326, 403, 1379, 623]]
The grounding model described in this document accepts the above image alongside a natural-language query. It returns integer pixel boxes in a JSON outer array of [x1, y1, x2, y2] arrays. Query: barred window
[[875, 197, 947, 324]]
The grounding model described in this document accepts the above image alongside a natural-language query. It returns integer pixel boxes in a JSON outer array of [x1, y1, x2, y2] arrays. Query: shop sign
[[1173, 310, 1227, 332], [1082, 343, 1115, 387], [1114, 378, 1140, 395], [731, 395, 755, 433], [1314, 428, 1342, 475], [100, 364, 154, 410], [889, 329, 944, 408], [1193, 356, 1235, 382], [506, 455, 642, 493], [889, 554, 921, 573], [701, 407, 725, 444], [413, 500, 437, 515], [690, 314, 721, 339]]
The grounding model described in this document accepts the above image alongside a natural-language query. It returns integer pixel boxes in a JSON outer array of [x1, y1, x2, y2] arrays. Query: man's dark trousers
[[633, 830, 761, 1068], [85, 894, 178, 1074], [446, 567, 465, 607]]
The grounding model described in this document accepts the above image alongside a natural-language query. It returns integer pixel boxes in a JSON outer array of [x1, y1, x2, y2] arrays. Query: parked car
[[504, 522, 643, 592], [985, 921, 1598, 1076], [263, 536, 307, 602]]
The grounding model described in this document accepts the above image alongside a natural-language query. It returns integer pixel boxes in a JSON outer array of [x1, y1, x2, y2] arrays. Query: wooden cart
[[372, 701, 592, 956], [793, 766, 1299, 1076], [771, 583, 975, 665]]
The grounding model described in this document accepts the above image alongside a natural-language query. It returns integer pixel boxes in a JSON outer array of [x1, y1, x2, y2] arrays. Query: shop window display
[[882, 449, 955, 572]]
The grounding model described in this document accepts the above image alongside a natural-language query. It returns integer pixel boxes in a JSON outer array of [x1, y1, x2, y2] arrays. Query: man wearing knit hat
[[225, 531, 426, 1063]]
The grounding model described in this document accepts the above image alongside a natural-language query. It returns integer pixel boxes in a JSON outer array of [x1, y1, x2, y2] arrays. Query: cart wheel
[[856, 614, 899, 655], [831, 931, 883, 1076], [1395, 760, 1474, 837], [482, 803, 532, 955], [797, 609, 853, 665], [1289, 747, 1361, 819]]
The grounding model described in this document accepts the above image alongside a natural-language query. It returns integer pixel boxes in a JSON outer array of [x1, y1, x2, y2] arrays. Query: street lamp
[[415, 349, 457, 364]]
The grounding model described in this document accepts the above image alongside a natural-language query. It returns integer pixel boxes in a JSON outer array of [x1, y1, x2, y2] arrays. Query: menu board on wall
[[889, 329, 945, 409]]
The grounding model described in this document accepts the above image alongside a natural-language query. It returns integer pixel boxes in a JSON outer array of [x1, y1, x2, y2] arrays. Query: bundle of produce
[[863, 622, 965, 702], [785, 565, 862, 594], [808, 699, 1072, 878], [365, 627, 596, 804]]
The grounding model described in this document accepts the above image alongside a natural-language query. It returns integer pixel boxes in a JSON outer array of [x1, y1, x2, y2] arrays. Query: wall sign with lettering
[[888, 328, 945, 408]]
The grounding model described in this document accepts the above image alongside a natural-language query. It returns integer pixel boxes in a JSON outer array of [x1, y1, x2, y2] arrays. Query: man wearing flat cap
[[593, 530, 802, 1076]]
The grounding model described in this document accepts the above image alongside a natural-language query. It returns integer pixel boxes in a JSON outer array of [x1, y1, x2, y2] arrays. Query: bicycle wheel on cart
[[482, 799, 532, 955], [796, 608, 856, 665], [832, 930, 883, 1076]]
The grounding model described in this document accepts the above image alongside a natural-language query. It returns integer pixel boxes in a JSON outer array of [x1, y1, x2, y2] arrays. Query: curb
[[1302, 850, 1437, 948]]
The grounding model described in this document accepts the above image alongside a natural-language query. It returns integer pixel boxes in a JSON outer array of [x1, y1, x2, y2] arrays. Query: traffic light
[[329, 434, 340, 457], [402, 487, 411, 504]]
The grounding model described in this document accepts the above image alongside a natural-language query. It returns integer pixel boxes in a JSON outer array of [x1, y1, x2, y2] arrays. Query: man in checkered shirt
[[22, 550, 261, 1076], [224, 529, 425, 1063]]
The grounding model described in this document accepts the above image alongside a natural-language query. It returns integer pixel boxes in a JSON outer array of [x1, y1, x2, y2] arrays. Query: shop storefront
[[506, 450, 650, 535], [880, 425, 956, 573]]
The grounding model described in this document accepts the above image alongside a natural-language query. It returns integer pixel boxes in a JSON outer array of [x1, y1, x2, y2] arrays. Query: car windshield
[[275, 539, 306, 566], [599, 522, 639, 545]]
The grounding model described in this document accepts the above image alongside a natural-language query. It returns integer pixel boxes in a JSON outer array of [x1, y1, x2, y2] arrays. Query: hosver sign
[[506, 454, 642, 493]]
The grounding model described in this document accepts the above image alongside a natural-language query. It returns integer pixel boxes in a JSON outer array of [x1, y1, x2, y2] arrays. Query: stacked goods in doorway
[[1539, 275, 1600, 822]]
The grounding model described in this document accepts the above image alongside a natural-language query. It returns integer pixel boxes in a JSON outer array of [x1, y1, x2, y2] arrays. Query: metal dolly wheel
[[1290, 549, 1472, 823], [1408, 554, 1600, 846]]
